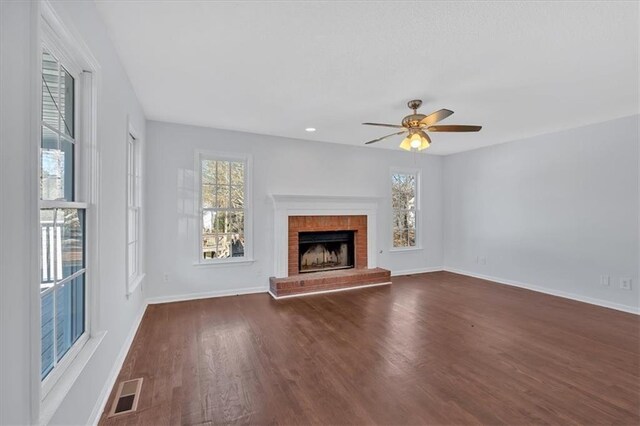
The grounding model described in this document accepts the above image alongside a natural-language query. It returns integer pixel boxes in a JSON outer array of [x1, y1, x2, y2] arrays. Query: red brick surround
[[288, 215, 367, 276]]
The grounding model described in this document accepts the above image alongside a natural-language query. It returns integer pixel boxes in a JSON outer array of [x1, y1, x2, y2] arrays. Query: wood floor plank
[[98, 272, 640, 425]]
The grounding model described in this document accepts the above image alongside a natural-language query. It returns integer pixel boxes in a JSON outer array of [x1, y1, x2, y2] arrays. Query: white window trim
[[389, 167, 422, 252], [33, 2, 103, 424], [125, 119, 145, 295], [194, 150, 254, 265]]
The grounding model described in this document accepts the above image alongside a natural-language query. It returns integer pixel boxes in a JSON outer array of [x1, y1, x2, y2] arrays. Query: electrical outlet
[[163, 273, 169, 282], [600, 275, 610, 287], [619, 278, 632, 291]]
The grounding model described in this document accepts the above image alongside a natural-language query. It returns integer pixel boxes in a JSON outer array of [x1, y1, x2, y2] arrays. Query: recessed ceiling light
[[305, 127, 316, 132]]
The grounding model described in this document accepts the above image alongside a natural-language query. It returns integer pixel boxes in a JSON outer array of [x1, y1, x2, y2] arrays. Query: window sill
[[193, 258, 256, 268], [40, 331, 106, 426], [127, 273, 145, 296], [388, 246, 424, 253]]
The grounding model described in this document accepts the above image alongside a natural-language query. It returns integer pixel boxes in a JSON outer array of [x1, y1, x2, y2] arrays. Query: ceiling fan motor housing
[[402, 114, 427, 128]]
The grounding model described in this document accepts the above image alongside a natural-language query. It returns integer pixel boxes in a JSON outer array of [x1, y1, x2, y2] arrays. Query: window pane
[[231, 233, 245, 257], [41, 291, 55, 379], [41, 126, 61, 200], [59, 209, 84, 279], [393, 211, 407, 229], [127, 208, 136, 244], [392, 173, 416, 210], [202, 211, 216, 259], [55, 273, 85, 362], [408, 228, 416, 247], [42, 51, 59, 131], [60, 137, 74, 201], [216, 161, 230, 185], [201, 159, 216, 184], [128, 242, 136, 278], [60, 67, 74, 138], [215, 234, 231, 259], [228, 211, 244, 234], [202, 183, 215, 208], [393, 228, 408, 248], [406, 211, 416, 228], [230, 162, 244, 185], [40, 209, 59, 284], [71, 274, 85, 342], [230, 185, 244, 208], [215, 185, 230, 208], [212, 211, 227, 233], [202, 210, 215, 233]]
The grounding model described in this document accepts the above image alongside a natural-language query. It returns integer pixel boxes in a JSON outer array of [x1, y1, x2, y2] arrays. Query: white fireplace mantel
[[271, 194, 381, 278]]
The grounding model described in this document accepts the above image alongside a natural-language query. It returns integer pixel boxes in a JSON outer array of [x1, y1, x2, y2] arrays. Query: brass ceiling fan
[[363, 99, 481, 151]]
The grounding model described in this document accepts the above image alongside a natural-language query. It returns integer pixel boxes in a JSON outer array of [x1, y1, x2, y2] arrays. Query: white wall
[[1, 1, 147, 424], [145, 121, 443, 301], [443, 115, 640, 312], [1, 2, 39, 424]]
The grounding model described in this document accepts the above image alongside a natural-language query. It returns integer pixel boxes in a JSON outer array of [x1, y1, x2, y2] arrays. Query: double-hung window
[[40, 47, 87, 387], [197, 153, 251, 262], [391, 170, 419, 248], [126, 131, 143, 291]]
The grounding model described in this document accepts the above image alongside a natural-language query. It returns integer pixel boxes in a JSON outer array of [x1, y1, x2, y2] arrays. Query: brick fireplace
[[288, 215, 367, 276], [269, 210, 390, 298]]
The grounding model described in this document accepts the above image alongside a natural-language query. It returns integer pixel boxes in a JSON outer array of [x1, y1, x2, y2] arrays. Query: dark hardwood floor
[[99, 272, 640, 425]]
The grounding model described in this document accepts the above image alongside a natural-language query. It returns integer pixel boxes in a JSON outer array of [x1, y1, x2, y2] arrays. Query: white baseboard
[[146, 286, 268, 305], [391, 266, 443, 277], [87, 303, 148, 426], [443, 267, 640, 315], [269, 281, 392, 300]]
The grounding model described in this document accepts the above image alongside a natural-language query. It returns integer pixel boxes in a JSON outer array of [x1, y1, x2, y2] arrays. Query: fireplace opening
[[298, 230, 355, 274]]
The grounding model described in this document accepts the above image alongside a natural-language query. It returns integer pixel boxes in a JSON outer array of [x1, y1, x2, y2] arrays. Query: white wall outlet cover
[[619, 278, 632, 290]]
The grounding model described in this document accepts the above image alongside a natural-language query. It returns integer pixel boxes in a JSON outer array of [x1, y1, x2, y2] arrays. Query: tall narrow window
[[199, 155, 248, 261], [391, 171, 419, 248], [40, 49, 87, 381], [126, 132, 143, 290]]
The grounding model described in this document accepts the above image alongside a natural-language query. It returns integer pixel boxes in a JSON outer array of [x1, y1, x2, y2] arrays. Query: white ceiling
[[95, 1, 638, 155]]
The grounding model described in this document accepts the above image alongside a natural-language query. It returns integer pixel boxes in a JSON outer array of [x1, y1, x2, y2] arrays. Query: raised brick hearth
[[269, 267, 391, 298], [269, 214, 391, 298]]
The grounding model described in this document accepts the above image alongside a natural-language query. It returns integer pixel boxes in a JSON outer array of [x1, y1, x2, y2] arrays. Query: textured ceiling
[[95, 1, 638, 155]]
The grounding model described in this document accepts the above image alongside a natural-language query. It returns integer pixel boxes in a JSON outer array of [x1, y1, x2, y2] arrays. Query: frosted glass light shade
[[399, 133, 430, 151], [399, 136, 413, 151]]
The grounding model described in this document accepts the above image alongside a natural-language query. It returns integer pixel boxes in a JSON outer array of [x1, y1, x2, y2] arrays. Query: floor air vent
[[108, 378, 143, 417]]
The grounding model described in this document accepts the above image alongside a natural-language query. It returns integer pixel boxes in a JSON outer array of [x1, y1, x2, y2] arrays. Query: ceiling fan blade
[[362, 122, 405, 128], [365, 130, 407, 145], [427, 125, 482, 132], [417, 130, 432, 144], [419, 109, 454, 126]]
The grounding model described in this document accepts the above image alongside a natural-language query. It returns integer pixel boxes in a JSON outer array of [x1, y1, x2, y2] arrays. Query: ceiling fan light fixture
[[417, 136, 430, 150], [409, 133, 422, 148], [400, 132, 430, 151], [399, 136, 413, 151]]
